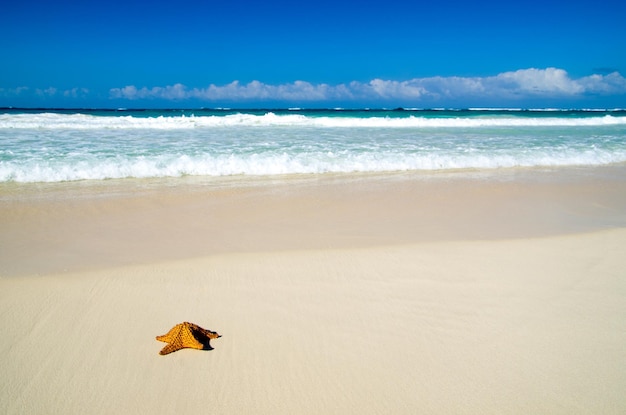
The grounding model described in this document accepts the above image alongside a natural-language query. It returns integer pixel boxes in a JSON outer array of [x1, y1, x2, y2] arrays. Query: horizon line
[[3, 106, 626, 112]]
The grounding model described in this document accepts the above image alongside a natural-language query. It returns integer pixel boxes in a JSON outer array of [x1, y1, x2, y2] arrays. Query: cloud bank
[[108, 68, 626, 103], [3, 68, 625, 106]]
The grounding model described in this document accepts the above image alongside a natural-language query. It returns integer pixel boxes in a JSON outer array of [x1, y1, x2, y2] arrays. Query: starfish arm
[[156, 324, 181, 343], [156, 334, 171, 343], [196, 326, 220, 339], [159, 343, 184, 355]]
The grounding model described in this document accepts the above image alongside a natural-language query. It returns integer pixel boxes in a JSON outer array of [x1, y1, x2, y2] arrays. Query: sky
[[1, 0, 626, 108]]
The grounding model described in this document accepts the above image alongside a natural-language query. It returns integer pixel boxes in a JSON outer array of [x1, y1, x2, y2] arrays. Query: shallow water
[[1, 108, 625, 182]]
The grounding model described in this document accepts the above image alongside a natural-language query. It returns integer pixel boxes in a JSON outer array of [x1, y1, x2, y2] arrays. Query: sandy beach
[[1, 166, 626, 414]]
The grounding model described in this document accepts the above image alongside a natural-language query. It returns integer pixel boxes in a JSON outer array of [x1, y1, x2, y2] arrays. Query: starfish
[[156, 322, 221, 355]]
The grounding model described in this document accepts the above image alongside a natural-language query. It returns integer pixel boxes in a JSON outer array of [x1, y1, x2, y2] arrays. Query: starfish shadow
[[197, 334, 220, 351]]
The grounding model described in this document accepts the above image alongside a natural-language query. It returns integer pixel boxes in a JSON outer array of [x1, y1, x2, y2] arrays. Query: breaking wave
[[2, 111, 626, 130], [1, 109, 625, 182]]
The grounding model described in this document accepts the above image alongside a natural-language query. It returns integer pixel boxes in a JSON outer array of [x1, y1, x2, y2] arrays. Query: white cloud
[[1, 86, 89, 99], [109, 84, 187, 100], [577, 72, 626, 94], [356, 79, 427, 99], [0, 86, 30, 96], [491, 68, 585, 95], [63, 87, 90, 98], [36, 87, 58, 97], [105, 68, 624, 103], [111, 80, 354, 101]]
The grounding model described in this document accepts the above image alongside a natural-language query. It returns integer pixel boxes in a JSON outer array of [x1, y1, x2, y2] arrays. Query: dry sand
[[1, 166, 626, 414]]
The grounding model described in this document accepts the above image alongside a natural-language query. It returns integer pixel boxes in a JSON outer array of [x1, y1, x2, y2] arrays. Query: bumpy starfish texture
[[156, 322, 220, 355]]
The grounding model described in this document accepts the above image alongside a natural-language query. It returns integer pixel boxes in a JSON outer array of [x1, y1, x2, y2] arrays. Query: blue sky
[[2, 0, 626, 108]]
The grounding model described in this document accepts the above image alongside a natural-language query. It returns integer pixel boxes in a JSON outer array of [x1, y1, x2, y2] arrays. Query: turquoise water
[[1, 108, 625, 182]]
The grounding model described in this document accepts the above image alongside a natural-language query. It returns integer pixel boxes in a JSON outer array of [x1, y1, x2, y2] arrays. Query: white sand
[[1, 167, 626, 414]]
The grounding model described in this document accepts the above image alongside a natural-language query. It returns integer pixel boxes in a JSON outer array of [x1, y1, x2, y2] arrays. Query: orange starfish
[[156, 322, 221, 355]]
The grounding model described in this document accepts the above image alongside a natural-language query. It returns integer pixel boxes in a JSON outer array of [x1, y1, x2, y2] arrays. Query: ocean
[[1, 108, 625, 183]]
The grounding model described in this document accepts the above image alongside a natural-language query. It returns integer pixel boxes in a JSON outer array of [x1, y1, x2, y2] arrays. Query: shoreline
[[2, 165, 626, 277], [0, 165, 626, 276]]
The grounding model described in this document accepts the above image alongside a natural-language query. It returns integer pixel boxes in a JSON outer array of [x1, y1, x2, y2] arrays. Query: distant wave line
[[2, 112, 626, 130]]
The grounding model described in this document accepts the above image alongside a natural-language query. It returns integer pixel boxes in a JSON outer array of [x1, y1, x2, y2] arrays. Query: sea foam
[[2, 146, 625, 183], [2, 112, 626, 130], [1, 110, 625, 182]]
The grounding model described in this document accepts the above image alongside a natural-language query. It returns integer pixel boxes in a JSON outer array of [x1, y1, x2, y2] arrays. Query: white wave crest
[[2, 112, 626, 130], [2, 148, 626, 183]]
